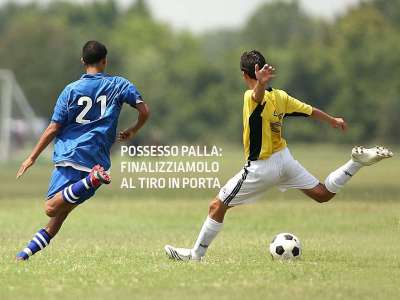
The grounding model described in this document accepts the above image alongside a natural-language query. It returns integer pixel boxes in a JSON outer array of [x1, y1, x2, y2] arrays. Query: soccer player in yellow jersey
[[165, 50, 393, 261]]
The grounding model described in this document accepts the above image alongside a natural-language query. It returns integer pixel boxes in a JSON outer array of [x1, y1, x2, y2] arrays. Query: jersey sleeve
[[120, 80, 143, 107], [282, 91, 313, 117], [51, 88, 69, 125], [243, 90, 253, 104]]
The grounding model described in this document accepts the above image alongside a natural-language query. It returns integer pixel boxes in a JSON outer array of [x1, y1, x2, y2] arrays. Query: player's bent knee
[[208, 197, 229, 215], [208, 198, 220, 213], [44, 199, 63, 217], [208, 197, 229, 223], [303, 184, 335, 203]]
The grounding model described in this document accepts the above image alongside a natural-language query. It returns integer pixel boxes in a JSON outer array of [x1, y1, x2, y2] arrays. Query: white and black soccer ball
[[269, 233, 301, 260]]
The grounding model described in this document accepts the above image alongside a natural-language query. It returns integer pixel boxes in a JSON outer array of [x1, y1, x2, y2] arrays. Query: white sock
[[191, 216, 223, 258], [325, 159, 362, 193]]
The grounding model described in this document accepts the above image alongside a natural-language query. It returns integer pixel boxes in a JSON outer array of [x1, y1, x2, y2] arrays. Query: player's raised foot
[[351, 146, 393, 166], [90, 164, 111, 186], [164, 245, 201, 262]]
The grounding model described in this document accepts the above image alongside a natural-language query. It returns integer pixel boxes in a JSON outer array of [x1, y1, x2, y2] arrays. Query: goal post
[[0, 69, 44, 162]]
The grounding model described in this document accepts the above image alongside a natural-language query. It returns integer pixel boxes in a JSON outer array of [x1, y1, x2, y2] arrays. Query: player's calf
[[302, 183, 335, 203], [208, 197, 230, 222], [45, 191, 75, 217], [17, 196, 75, 261], [45, 192, 65, 217], [45, 208, 74, 237]]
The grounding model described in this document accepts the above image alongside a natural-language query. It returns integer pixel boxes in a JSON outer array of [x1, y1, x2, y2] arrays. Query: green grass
[[1, 144, 399, 300]]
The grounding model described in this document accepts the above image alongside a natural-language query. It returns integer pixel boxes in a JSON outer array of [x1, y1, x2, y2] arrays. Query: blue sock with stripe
[[62, 176, 93, 204], [16, 228, 52, 260]]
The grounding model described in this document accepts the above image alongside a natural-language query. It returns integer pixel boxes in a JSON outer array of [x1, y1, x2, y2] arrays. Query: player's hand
[[331, 118, 347, 131], [118, 128, 137, 142], [255, 63, 276, 85], [16, 157, 35, 179]]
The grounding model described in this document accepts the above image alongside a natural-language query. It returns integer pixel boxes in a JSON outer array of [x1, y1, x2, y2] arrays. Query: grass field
[[0, 144, 399, 300]]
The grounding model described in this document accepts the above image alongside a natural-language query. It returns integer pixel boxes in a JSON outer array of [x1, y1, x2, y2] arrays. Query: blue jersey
[[51, 73, 142, 170]]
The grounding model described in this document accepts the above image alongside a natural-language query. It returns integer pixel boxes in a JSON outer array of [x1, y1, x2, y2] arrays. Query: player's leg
[[164, 199, 230, 261], [16, 165, 111, 261], [301, 183, 335, 203], [15, 192, 76, 261], [165, 160, 276, 261], [44, 191, 76, 236], [188, 197, 230, 260], [301, 146, 393, 202], [323, 146, 392, 194]]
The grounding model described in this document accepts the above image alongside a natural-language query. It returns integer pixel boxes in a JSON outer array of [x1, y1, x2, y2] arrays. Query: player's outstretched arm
[[252, 64, 276, 103], [310, 107, 348, 131], [16, 122, 62, 179], [118, 102, 150, 142]]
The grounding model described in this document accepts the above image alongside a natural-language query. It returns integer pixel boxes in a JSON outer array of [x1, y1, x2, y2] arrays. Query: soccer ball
[[269, 233, 301, 260]]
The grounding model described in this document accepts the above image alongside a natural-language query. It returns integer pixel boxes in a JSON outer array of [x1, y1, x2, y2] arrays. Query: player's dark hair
[[240, 50, 266, 80], [82, 40, 108, 65]]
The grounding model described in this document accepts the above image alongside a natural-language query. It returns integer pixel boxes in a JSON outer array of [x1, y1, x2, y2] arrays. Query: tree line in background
[[0, 0, 399, 145]]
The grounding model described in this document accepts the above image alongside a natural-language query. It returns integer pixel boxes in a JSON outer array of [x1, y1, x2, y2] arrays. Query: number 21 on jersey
[[76, 95, 107, 124]]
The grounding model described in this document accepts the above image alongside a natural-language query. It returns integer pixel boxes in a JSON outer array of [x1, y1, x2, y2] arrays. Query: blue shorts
[[47, 166, 97, 204]]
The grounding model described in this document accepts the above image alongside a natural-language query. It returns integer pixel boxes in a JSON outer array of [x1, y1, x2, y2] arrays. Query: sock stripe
[[17, 229, 52, 260], [68, 185, 79, 200], [82, 178, 90, 190], [36, 232, 49, 247], [32, 237, 44, 249], [39, 229, 51, 242], [23, 247, 33, 256], [63, 188, 76, 204]]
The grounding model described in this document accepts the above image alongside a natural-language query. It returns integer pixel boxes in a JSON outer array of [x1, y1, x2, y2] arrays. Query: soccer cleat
[[164, 245, 201, 262], [16, 251, 29, 261], [351, 146, 393, 166], [89, 164, 111, 187]]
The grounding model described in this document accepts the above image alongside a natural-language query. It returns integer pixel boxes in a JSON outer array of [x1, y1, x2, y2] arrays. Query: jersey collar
[[81, 72, 107, 79]]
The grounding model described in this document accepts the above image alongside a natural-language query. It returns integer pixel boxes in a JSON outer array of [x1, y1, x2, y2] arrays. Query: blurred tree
[[328, 4, 400, 142], [372, 0, 400, 27], [0, 13, 80, 117], [0, 0, 398, 144], [241, 0, 321, 49]]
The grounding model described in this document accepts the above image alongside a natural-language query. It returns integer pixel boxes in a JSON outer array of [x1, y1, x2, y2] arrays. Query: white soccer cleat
[[351, 146, 393, 166], [164, 245, 201, 262]]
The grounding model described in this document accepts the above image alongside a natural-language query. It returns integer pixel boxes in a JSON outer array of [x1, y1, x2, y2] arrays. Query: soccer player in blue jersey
[[15, 41, 150, 260]]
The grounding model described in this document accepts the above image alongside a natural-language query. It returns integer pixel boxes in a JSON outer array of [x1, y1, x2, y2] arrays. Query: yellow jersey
[[243, 88, 313, 161]]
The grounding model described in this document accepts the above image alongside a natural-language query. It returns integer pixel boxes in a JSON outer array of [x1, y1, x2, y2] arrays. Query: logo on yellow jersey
[[271, 110, 283, 134], [273, 110, 284, 120]]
